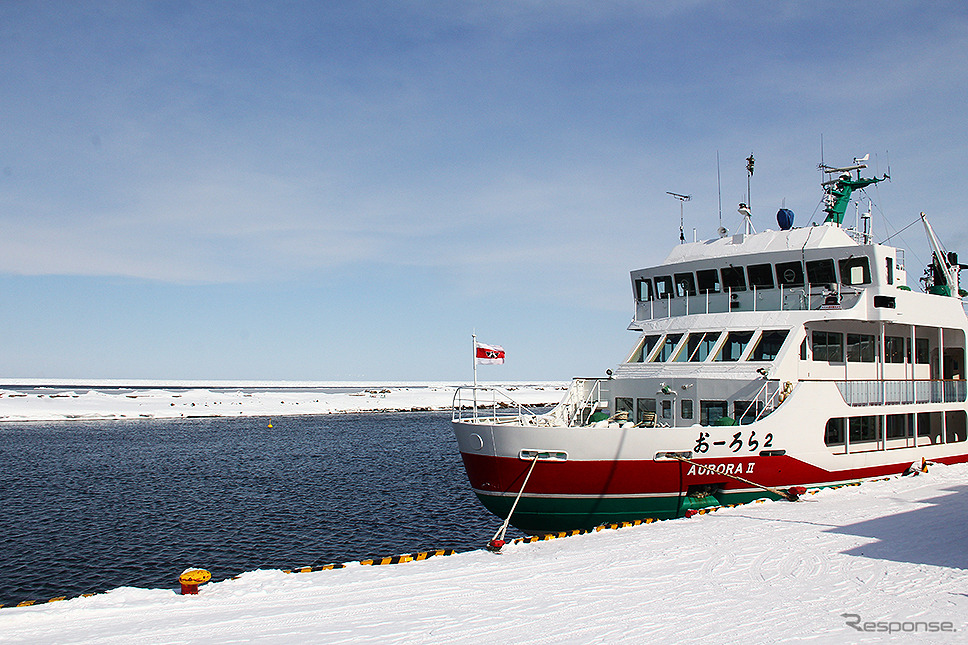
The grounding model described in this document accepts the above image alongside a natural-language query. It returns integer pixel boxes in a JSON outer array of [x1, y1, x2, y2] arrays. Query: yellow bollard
[[179, 568, 211, 595]]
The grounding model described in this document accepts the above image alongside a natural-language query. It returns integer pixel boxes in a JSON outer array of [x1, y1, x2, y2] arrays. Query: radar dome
[[777, 208, 795, 230]]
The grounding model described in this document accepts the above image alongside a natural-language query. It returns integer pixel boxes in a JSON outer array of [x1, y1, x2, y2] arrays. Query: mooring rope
[[488, 453, 540, 551]]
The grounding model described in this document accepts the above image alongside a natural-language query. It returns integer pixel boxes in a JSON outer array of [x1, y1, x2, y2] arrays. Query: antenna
[[717, 151, 722, 230], [667, 191, 692, 244]]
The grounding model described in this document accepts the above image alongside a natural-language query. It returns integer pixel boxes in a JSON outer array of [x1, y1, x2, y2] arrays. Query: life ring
[[778, 381, 793, 403]]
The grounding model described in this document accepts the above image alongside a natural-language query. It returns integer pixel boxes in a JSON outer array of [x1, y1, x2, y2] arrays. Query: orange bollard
[[179, 568, 211, 595]]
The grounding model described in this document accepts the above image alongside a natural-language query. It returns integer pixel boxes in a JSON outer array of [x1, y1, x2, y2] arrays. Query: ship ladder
[[670, 455, 805, 503], [487, 453, 540, 552]]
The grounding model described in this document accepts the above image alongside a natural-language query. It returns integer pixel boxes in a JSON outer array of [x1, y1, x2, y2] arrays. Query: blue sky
[[1, 1, 967, 381]]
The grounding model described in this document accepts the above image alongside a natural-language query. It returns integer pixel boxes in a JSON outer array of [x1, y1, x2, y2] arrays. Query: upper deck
[[630, 224, 908, 325]]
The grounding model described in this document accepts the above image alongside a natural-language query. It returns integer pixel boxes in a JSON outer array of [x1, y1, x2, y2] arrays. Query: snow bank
[[2, 464, 966, 643], [0, 382, 568, 422]]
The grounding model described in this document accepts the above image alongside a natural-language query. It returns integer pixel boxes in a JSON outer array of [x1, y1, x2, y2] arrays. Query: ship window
[[886, 413, 913, 440], [848, 416, 879, 444], [661, 400, 672, 419], [847, 333, 876, 362], [747, 263, 774, 289], [824, 418, 845, 445], [699, 400, 728, 426], [674, 273, 696, 297], [806, 259, 837, 286], [721, 266, 746, 291], [734, 400, 761, 425], [839, 257, 871, 286], [946, 410, 966, 443], [916, 338, 930, 364], [750, 330, 788, 361], [688, 332, 720, 362], [696, 269, 721, 294], [800, 338, 807, 360], [678, 332, 720, 362], [812, 331, 843, 362], [627, 335, 661, 362], [615, 397, 633, 418], [715, 331, 753, 362], [635, 278, 653, 302], [652, 334, 683, 362], [654, 276, 674, 300], [636, 398, 656, 424], [775, 261, 805, 288], [885, 336, 905, 363], [886, 257, 894, 284], [681, 399, 694, 420]]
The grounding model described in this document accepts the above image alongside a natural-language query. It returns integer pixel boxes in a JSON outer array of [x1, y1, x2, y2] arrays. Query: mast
[[820, 155, 887, 226], [667, 192, 691, 244]]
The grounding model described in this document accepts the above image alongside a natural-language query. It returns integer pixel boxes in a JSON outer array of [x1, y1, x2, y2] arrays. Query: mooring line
[[488, 453, 540, 551]]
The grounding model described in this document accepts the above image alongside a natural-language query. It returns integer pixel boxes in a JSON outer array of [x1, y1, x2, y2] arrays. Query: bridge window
[[697, 269, 721, 293], [627, 335, 661, 362], [679, 332, 720, 362], [776, 261, 805, 288], [721, 266, 746, 291], [747, 263, 774, 289], [635, 278, 653, 302], [715, 331, 753, 361], [839, 257, 871, 286], [750, 330, 788, 361], [674, 272, 696, 297], [654, 276, 673, 300], [652, 334, 683, 362], [806, 259, 837, 286]]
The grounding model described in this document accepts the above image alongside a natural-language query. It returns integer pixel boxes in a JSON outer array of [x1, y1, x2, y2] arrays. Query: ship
[[451, 157, 968, 533]]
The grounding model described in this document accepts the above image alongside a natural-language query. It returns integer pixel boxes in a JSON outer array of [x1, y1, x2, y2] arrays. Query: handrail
[[736, 380, 783, 424], [563, 379, 603, 427], [451, 386, 548, 425]]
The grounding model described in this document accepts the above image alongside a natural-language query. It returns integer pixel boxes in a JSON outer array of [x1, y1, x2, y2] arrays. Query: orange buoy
[[179, 568, 211, 595]]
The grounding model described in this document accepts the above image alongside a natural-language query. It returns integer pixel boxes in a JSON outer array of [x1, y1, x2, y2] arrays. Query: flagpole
[[471, 332, 478, 419], [472, 332, 478, 388]]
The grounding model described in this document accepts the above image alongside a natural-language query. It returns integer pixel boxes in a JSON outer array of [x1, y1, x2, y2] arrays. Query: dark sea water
[[0, 412, 522, 605]]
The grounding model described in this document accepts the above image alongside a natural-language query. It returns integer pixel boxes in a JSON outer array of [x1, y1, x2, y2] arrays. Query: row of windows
[[636, 256, 876, 301], [629, 330, 789, 363], [824, 411, 966, 446], [806, 332, 930, 364], [615, 397, 762, 425]]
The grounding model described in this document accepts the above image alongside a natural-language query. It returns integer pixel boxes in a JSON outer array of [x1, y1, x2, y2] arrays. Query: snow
[[2, 463, 966, 643], [0, 381, 568, 422]]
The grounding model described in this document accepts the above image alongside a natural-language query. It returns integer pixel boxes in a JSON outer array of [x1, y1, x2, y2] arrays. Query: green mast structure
[[821, 159, 888, 225]]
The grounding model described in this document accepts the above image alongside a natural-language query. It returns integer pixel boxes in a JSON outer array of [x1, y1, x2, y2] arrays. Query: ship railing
[[834, 379, 968, 406], [451, 386, 549, 425], [735, 380, 784, 424], [556, 378, 604, 427]]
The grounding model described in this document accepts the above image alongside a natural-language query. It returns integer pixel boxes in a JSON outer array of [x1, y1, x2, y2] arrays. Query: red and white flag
[[475, 342, 505, 365]]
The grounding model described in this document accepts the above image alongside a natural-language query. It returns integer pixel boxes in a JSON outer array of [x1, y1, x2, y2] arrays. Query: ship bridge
[[630, 225, 906, 324]]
